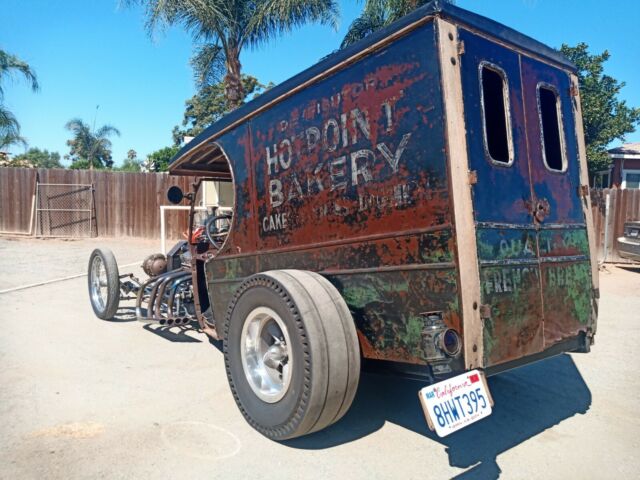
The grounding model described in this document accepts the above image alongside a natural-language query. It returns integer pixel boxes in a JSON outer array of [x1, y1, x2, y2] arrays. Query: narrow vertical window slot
[[537, 85, 567, 172], [480, 63, 513, 165]]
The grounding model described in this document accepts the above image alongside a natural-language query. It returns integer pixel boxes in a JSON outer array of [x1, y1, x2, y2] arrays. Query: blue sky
[[2, 0, 639, 166]]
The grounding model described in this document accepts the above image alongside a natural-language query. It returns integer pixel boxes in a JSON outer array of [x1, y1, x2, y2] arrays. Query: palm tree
[[0, 49, 39, 151], [126, 0, 339, 107], [65, 118, 121, 170], [341, 0, 449, 48], [0, 105, 26, 150]]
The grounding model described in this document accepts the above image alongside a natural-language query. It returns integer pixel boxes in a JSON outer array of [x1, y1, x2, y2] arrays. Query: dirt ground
[[0, 236, 638, 479]]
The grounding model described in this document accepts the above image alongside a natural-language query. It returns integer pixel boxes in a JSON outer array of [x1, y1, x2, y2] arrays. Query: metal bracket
[[468, 170, 478, 185], [578, 184, 590, 197], [479, 304, 492, 320], [457, 40, 465, 56]]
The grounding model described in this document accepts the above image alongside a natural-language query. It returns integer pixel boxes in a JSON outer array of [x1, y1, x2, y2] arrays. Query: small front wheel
[[88, 248, 120, 320]]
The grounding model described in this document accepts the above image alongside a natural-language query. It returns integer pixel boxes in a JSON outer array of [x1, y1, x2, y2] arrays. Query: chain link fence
[[35, 183, 96, 237]]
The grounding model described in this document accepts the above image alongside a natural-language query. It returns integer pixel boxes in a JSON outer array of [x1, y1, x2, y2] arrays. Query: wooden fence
[[0, 167, 199, 239], [1, 168, 639, 262], [591, 188, 640, 263]]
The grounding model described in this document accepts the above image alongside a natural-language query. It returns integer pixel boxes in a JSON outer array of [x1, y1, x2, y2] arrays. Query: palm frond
[[65, 118, 91, 135], [0, 105, 26, 150], [0, 104, 19, 131], [0, 132, 27, 150], [130, 0, 340, 104], [245, 0, 339, 49], [124, 0, 228, 41], [0, 49, 39, 100], [340, 0, 387, 48], [341, 0, 439, 48], [190, 42, 226, 88], [95, 124, 121, 138]]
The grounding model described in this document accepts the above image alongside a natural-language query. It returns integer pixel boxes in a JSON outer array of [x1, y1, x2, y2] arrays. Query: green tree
[[146, 145, 180, 172], [117, 149, 143, 172], [341, 0, 443, 48], [68, 159, 94, 170], [561, 43, 640, 174], [9, 147, 62, 168], [127, 0, 338, 107], [0, 49, 39, 150], [173, 74, 271, 145], [65, 118, 121, 169]]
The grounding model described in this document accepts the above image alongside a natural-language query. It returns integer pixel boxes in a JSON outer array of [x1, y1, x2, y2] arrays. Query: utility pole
[[92, 105, 100, 133], [89, 105, 99, 170]]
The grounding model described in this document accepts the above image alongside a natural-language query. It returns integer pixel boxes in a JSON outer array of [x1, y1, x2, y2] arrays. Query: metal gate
[[35, 183, 95, 237]]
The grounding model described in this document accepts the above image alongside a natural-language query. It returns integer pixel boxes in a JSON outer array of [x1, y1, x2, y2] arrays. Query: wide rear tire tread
[[223, 269, 360, 440]]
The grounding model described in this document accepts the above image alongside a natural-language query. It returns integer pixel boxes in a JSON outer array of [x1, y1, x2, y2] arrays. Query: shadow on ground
[[285, 354, 591, 479], [617, 265, 640, 274], [142, 322, 203, 343], [125, 306, 202, 343], [104, 306, 138, 323]]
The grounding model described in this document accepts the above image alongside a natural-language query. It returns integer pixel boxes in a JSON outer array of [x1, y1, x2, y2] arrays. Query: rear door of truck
[[458, 29, 594, 367]]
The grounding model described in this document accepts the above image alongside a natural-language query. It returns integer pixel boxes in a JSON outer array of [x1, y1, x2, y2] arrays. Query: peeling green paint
[[567, 263, 591, 324], [539, 229, 589, 257], [223, 258, 242, 280], [419, 230, 454, 263], [335, 269, 459, 362], [476, 228, 537, 261], [483, 318, 498, 361], [341, 275, 389, 309], [398, 314, 426, 347], [544, 262, 592, 325], [480, 264, 543, 366]]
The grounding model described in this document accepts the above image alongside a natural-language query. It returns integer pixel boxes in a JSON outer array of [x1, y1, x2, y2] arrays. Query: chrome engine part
[[141, 253, 168, 277], [136, 267, 196, 326]]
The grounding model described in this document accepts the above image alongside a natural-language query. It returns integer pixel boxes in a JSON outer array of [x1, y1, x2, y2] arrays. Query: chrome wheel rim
[[90, 256, 108, 311], [240, 307, 292, 403]]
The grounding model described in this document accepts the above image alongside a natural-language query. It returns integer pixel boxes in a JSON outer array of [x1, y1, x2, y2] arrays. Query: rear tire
[[223, 270, 360, 440], [88, 248, 120, 320]]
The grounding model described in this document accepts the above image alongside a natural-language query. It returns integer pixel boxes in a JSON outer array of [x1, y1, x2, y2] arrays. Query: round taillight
[[439, 329, 461, 356]]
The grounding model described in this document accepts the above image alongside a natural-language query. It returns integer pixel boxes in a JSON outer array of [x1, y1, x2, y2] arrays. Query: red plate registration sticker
[[418, 370, 494, 437]]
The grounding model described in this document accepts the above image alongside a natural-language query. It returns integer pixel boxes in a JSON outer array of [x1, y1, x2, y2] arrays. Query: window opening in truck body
[[537, 84, 567, 172], [479, 62, 514, 166]]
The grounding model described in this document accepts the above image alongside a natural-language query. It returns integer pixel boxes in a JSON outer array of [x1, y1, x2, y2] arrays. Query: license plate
[[630, 229, 639, 237], [418, 370, 493, 437]]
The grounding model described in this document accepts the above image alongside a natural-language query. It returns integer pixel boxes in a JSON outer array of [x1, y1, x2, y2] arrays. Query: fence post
[[602, 191, 611, 263]]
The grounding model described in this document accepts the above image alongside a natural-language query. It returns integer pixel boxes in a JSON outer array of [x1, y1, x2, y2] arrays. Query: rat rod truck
[[87, 1, 598, 439]]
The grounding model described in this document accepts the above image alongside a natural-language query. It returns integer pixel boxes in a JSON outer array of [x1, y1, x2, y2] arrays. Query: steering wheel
[[204, 214, 232, 250]]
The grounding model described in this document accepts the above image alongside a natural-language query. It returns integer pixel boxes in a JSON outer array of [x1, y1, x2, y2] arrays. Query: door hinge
[[578, 184, 590, 197], [479, 304, 492, 320], [592, 287, 600, 299], [457, 40, 465, 56], [468, 170, 478, 185]]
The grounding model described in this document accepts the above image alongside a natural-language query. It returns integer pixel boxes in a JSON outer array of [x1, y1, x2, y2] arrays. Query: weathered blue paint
[[168, 3, 596, 376], [460, 28, 595, 367]]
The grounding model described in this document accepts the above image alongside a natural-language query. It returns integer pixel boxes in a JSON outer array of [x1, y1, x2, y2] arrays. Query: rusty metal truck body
[[89, 1, 598, 440], [170, 2, 598, 379]]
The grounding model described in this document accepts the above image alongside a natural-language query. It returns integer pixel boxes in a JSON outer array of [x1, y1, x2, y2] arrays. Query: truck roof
[[170, 0, 576, 173]]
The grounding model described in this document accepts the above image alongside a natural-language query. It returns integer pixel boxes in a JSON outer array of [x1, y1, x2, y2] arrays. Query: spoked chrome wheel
[[87, 248, 120, 320], [240, 307, 293, 403], [90, 255, 108, 310]]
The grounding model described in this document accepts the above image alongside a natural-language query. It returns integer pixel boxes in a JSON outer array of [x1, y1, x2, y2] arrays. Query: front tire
[[88, 248, 120, 320], [223, 270, 360, 440]]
